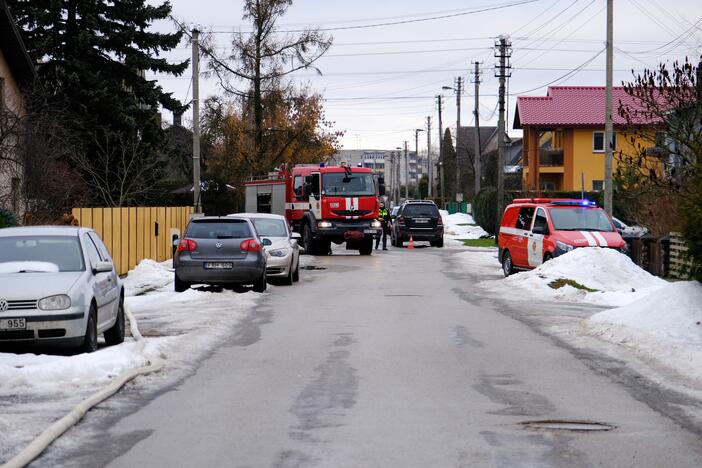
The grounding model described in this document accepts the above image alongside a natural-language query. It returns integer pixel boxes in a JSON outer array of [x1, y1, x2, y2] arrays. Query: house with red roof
[[514, 86, 659, 192]]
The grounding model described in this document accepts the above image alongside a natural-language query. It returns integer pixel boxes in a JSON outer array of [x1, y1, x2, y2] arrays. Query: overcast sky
[[149, 0, 702, 152]]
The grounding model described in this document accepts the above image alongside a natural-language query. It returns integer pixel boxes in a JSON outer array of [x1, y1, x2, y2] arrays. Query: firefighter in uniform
[[376, 201, 391, 250]]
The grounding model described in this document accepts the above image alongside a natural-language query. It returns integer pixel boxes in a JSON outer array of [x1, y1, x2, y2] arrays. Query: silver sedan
[[229, 213, 301, 285], [0, 226, 125, 352]]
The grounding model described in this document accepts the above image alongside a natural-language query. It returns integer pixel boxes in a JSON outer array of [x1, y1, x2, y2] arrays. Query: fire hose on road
[[1, 304, 163, 468]]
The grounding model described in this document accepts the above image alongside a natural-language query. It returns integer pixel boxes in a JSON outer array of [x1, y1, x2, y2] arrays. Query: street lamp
[[395, 146, 403, 205]]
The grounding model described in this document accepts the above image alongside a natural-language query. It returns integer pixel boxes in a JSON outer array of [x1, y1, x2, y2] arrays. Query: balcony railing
[[539, 149, 564, 166]]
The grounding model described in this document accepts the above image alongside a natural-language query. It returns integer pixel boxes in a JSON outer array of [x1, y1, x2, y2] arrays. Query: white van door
[[528, 208, 547, 267]]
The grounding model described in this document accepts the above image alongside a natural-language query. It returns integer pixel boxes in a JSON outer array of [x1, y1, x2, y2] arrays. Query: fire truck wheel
[[359, 239, 373, 255], [303, 223, 315, 255]]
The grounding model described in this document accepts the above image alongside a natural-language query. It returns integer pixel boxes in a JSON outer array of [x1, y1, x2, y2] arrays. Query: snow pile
[[122, 259, 174, 296], [488, 248, 667, 306], [584, 281, 702, 383], [440, 210, 490, 241]]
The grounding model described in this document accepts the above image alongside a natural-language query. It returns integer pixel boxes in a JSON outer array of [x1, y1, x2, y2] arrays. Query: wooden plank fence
[[669, 232, 694, 279], [72, 206, 193, 276]]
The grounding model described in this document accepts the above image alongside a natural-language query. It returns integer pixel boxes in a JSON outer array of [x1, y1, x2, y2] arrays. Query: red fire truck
[[244, 163, 385, 255]]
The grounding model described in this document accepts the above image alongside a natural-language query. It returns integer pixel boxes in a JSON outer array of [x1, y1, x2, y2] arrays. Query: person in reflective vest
[[375, 201, 391, 250]]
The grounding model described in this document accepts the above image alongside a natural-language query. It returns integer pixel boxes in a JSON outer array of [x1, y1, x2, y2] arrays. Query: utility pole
[[472, 61, 482, 195], [192, 28, 202, 214], [427, 116, 432, 198], [414, 129, 421, 197], [404, 141, 409, 199], [455, 77, 463, 202], [604, 0, 614, 215], [495, 35, 512, 233], [436, 95, 444, 204]]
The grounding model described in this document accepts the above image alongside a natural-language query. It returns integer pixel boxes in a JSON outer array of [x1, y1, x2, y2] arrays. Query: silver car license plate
[[364, 229, 376, 234], [415, 218, 429, 224], [0, 318, 26, 330], [204, 262, 233, 270]]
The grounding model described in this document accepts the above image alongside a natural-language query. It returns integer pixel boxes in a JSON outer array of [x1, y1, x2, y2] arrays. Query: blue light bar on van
[[319, 162, 326, 168], [549, 200, 598, 207]]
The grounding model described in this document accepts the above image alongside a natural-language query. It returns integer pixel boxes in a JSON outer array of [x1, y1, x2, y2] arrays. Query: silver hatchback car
[[173, 217, 267, 293], [0, 226, 125, 352]]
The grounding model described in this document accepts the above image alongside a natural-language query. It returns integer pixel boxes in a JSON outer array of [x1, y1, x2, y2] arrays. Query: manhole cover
[[302, 266, 327, 270], [519, 420, 615, 432]]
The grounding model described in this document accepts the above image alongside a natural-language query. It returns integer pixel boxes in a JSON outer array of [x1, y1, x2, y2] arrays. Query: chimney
[[173, 111, 182, 127]]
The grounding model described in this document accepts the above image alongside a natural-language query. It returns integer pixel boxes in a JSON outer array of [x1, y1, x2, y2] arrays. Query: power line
[[208, 0, 542, 34]]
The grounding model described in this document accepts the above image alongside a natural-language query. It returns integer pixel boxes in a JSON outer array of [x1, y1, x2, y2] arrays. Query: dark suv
[[391, 201, 444, 247]]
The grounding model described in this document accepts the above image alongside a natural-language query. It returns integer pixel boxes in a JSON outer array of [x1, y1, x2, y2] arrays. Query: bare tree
[[71, 129, 164, 207], [193, 0, 332, 162]]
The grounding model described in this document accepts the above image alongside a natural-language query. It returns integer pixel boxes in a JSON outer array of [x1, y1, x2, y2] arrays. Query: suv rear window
[[187, 220, 252, 239], [403, 204, 439, 217]]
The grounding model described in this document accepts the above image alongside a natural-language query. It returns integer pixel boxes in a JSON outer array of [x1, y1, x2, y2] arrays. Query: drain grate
[[301, 266, 327, 271], [519, 420, 615, 432]]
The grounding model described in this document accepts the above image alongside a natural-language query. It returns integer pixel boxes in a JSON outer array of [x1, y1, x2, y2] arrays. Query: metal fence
[[71, 206, 193, 275]]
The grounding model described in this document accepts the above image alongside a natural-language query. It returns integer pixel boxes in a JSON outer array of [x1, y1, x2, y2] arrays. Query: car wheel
[[433, 238, 444, 248], [80, 305, 98, 353], [104, 296, 125, 346], [543, 252, 553, 263], [292, 259, 300, 282], [396, 236, 403, 248], [502, 251, 515, 277], [174, 273, 189, 292], [284, 261, 294, 285], [253, 272, 267, 293]]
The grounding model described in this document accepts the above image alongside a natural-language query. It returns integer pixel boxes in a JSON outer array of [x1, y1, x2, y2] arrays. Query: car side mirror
[[93, 261, 113, 274], [261, 238, 273, 246], [532, 225, 549, 235]]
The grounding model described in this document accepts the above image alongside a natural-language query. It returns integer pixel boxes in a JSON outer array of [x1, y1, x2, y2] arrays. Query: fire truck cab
[[244, 163, 384, 256]]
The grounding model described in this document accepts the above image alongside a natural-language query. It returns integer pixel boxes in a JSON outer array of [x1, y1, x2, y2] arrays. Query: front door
[[528, 208, 547, 268]]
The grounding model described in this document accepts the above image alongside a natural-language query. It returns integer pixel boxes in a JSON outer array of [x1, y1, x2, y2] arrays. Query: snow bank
[[485, 248, 667, 306], [122, 259, 174, 296], [584, 281, 702, 383], [440, 210, 490, 241]]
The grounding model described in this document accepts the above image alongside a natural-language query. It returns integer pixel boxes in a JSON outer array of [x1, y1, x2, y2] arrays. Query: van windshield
[[548, 208, 614, 232]]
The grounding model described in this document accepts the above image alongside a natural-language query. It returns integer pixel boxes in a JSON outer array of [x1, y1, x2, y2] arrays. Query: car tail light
[[397, 217, 405, 226], [177, 239, 197, 252], [436, 217, 443, 226], [241, 239, 262, 253]]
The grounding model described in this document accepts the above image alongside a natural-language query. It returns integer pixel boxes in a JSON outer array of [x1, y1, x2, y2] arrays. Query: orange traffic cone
[[408, 236, 415, 250]]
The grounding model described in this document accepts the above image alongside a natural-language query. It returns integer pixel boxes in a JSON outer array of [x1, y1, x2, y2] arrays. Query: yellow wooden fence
[[71, 206, 193, 276]]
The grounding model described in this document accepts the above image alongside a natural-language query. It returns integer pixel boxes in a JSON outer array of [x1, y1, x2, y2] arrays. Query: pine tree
[[7, 0, 188, 205], [440, 128, 457, 198]]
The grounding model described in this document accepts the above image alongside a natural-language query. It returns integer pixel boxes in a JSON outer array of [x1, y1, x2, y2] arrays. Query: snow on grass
[[0, 259, 261, 463], [440, 210, 490, 245], [583, 281, 702, 384], [480, 247, 667, 306]]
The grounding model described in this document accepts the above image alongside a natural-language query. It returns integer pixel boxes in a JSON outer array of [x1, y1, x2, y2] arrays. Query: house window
[[592, 180, 604, 191], [256, 193, 272, 213], [593, 131, 616, 152], [540, 182, 556, 191]]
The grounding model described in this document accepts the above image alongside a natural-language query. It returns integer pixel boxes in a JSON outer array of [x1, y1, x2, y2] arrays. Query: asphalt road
[[45, 245, 702, 467]]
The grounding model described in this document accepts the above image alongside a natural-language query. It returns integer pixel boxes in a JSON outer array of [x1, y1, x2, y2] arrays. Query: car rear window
[[403, 204, 439, 217], [187, 220, 252, 239], [0, 236, 85, 272]]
